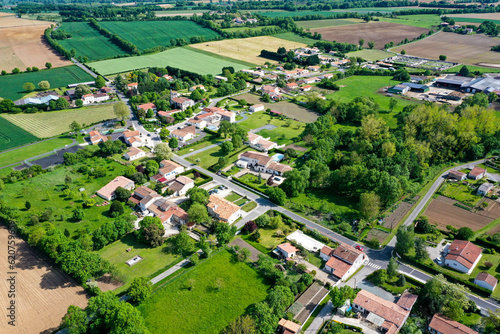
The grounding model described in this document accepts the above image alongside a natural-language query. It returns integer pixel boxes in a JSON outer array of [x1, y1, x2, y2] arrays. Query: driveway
[[295, 256, 338, 287]]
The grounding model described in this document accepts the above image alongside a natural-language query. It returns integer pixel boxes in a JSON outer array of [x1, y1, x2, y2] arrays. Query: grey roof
[[14, 95, 60, 106], [436, 75, 474, 85], [402, 82, 428, 89], [463, 77, 500, 92], [478, 183, 494, 193]]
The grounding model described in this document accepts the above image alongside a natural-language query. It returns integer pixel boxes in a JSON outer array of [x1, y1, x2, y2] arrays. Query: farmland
[[222, 25, 279, 33], [0, 227, 89, 334], [452, 17, 500, 25], [391, 31, 500, 66], [0, 15, 71, 72], [2, 104, 116, 138], [0, 65, 94, 100], [0, 137, 73, 167], [90, 46, 251, 75], [449, 13, 500, 24], [272, 32, 318, 45], [99, 20, 220, 52], [190, 36, 307, 64], [346, 49, 395, 62], [256, 10, 338, 18], [139, 250, 268, 334], [377, 14, 442, 29], [296, 18, 364, 29], [0, 116, 39, 152], [311, 22, 430, 49], [58, 22, 129, 61]]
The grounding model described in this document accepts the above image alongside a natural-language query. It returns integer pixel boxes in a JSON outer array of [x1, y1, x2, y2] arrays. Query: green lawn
[[96, 234, 183, 294], [242, 201, 257, 212], [378, 14, 442, 29], [273, 32, 320, 45], [225, 191, 242, 202], [288, 189, 359, 218], [1, 158, 129, 235], [138, 250, 268, 334], [444, 64, 500, 74], [325, 75, 422, 128], [0, 116, 39, 152], [177, 137, 220, 156], [296, 18, 363, 29], [439, 182, 482, 207], [346, 49, 396, 62], [58, 22, 129, 61], [186, 145, 248, 170], [0, 65, 94, 101], [476, 163, 500, 175], [450, 17, 500, 25], [366, 270, 421, 295], [90, 46, 250, 76], [239, 173, 269, 193], [0, 137, 73, 167]]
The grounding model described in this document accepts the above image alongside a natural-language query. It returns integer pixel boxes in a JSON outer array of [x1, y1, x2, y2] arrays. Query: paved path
[[250, 124, 277, 133], [71, 58, 98, 78], [304, 300, 334, 334], [150, 258, 190, 284]]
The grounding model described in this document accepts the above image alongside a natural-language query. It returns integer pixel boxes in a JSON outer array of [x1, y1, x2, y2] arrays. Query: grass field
[[186, 145, 248, 170], [2, 104, 116, 138], [272, 32, 319, 45], [58, 22, 128, 61], [450, 17, 500, 25], [0, 116, 39, 151], [439, 182, 482, 207], [139, 250, 268, 334], [190, 36, 307, 65], [90, 46, 251, 75], [0, 137, 73, 167], [346, 49, 395, 62], [223, 25, 279, 33], [0, 65, 94, 100], [296, 18, 364, 29], [99, 20, 220, 52], [257, 10, 338, 18], [445, 64, 500, 74], [378, 14, 442, 29]]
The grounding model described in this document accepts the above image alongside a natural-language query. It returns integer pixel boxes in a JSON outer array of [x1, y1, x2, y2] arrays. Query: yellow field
[[2, 104, 117, 138], [190, 36, 307, 64]]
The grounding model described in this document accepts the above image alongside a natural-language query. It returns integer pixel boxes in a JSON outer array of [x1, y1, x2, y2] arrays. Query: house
[[123, 130, 143, 147], [215, 109, 236, 123], [162, 74, 174, 81], [276, 243, 299, 258], [167, 175, 194, 197], [238, 151, 292, 175], [321, 244, 366, 281], [93, 93, 110, 103], [189, 84, 206, 92], [81, 94, 95, 105], [474, 272, 498, 291], [286, 82, 298, 91], [300, 85, 312, 92], [207, 194, 242, 224], [468, 166, 486, 180], [129, 186, 162, 212], [127, 83, 138, 91], [171, 97, 195, 111], [88, 130, 108, 145], [319, 73, 334, 80], [101, 87, 113, 93], [352, 290, 417, 334], [97, 176, 134, 201], [158, 160, 184, 181], [249, 104, 265, 113], [307, 65, 320, 71], [171, 126, 196, 142], [246, 133, 278, 152], [123, 147, 146, 161], [214, 75, 228, 82], [278, 319, 300, 334], [428, 314, 478, 334], [477, 182, 494, 196], [444, 240, 482, 274], [387, 84, 410, 95], [137, 103, 156, 112], [448, 170, 466, 181], [148, 199, 189, 226], [261, 85, 280, 95], [186, 118, 207, 129]]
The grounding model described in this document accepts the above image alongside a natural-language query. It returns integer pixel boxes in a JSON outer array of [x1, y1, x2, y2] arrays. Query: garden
[[439, 181, 483, 208]]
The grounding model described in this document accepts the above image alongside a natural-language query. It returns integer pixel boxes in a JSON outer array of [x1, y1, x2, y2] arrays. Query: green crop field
[[0, 65, 94, 100], [450, 17, 500, 25], [58, 22, 129, 61], [296, 18, 363, 29], [0, 137, 73, 167], [139, 250, 268, 334], [378, 14, 442, 29], [90, 46, 251, 75], [257, 10, 338, 18], [0, 116, 39, 152], [2, 104, 116, 138], [346, 49, 395, 62], [222, 25, 279, 33], [273, 32, 318, 45], [98, 20, 220, 52]]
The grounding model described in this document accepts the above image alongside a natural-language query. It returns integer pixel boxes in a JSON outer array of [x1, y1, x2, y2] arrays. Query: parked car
[[435, 258, 442, 265], [355, 245, 364, 251]]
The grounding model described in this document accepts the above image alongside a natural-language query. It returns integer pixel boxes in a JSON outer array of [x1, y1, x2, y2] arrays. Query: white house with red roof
[[474, 272, 498, 291], [171, 96, 195, 111], [468, 166, 486, 180], [123, 147, 146, 161], [428, 314, 478, 334], [276, 243, 299, 258], [444, 240, 482, 274], [123, 130, 143, 147], [171, 126, 196, 142], [88, 130, 108, 145], [246, 132, 279, 153], [137, 102, 156, 112], [127, 82, 138, 91], [156, 160, 184, 181], [320, 244, 366, 281], [249, 104, 265, 113]]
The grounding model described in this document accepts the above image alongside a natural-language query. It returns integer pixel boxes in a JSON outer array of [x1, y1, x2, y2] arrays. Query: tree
[[23, 82, 35, 92], [169, 137, 179, 149], [387, 257, 399, 279], [109, 201, 124, 217], [214, 221, 237, 246], [358, 39, 365, 49], [231, 135, 242, 149], [113, 102, 129, 121], [188, 187, 209, 204], [401, 49, 406, 55], [368, 41, 375, 49], [38, 80, 50, 90], [172, 229, 194, 255], [456, 227, 474, 240], [249, 302, 279, 334], [95, 75, 106, 89], [421, 274, 470, 318], [25, 201, 31, 210], [114, 186, 131, 202], [395, 226, 414, 256], [12, 68, 20, 74], [359, 192, 380, 219], [61, 305, 87, 334], [187, 202, 208, 224], [237, 248, 251, 262], [128, 277, 152, 304], [145, 160, 159, 176], [69, 121, 81, 135], [142, 223, 164, 247], [439, 55, 447, 61], [221, 141, 234, 155], [72, 208, 84, 221], [389, 97, 398, 112], [154, 142, 173, 161], [74, 84, 91, 98], [414, 238, 429, 261], [243, 221, 257, 233], [330, 285, 357, 308], [483, 308, 500, 332], [281, 169, 309, 197], [75, 99, 83, 108], [56, 97, 69, 110], [266, 285, 294, 314], [397, 274, 406, 287], [459, 65, 470, 77], [224, 315, 256, 334], [266, 187, 287, 205], [45, 62, 52, 69]]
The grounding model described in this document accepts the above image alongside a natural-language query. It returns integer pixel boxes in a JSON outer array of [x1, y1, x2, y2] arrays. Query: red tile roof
[[469, 166, 486, 178], [353, 290, 410, 329], [277, 243, 299, 254], [475, 272, 498, 287], [395, 291, 418, 311], [445, 240, 482, 270], [448, 170, 466, 178], [428, 314, 478, 334], [332, 244, 363, 264], [138, 103, 156, 110], [325, 256, 351, 279]]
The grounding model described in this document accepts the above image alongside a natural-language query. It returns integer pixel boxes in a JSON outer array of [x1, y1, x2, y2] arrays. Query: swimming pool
[[272, 153, 284, 161]]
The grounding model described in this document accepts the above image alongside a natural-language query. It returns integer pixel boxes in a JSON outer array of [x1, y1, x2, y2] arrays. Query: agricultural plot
[[256, 10, 338, 18], [346, 49, 396, 62], [0, 137, 73, 167], [391, 31, 500, 66], [0, 227, 89, 334], [0, 65, 94, 100], [90, 46, 250, 75], [0, 15, 71, 72], [449, 13, 500, 24], [311, 22, 430, 49], [139, 250, 268, 334], [272, 32, 318, 45], [190, 36, 307, 65], [99, 20, 220, 52], [58, 22, 129, 61], [222, 25, 279, 33], [377, 14, 442, 29], [296, 18, 364, 29], [2, 104, 116, 138], [439, 182, 482, 207], [0, 116, 38, 151], [365, 228, 390, 244]]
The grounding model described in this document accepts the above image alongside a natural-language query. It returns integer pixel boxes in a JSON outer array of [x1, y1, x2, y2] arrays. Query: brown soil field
[[383, 197, 418, 229], [424, 195, 492, 231], [450, 13, 500, 20], [0, 17, 70, 71], [311, 22, 430, 49], [0, 226, 88, 334], [366, 228, 390, 244], [392, 31, 500, 65], [283, 144, 308, 152], [156, 12, 197, 17]]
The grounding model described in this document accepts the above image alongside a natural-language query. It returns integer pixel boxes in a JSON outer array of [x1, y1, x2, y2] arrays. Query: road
[[72, 58, 98, 79]]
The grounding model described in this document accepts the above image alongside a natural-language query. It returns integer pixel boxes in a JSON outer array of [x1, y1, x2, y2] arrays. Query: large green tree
[[128, 276, 152, 304]]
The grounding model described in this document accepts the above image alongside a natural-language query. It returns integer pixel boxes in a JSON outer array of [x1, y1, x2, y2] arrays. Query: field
[[256, 10, 338, 18], [272, 32, 318, 45], [311, 22, 430, 49], [439, 182, 482, 207], [377, 14, 442, 29], [445, 64, 500, 74], [186, 145, 248, 169], [99, 20, 220, 52], [0, 227, 89, 334], [223, 25, 279, 33], [0, 15, 71, 71], [453, 17, 500, 25], [0, 65, 94, 100], [0, 116, 39, 151], [138, 250, 268, 334], [449, 13, 500, 24], [0, 137, 73, 167], [296, 18, 364, 29], [96, 234, 182, 294], [190, 36, 307, 65], [365, 228, 390, 244], [2, 104, 116, 138], [90, 46, 251, 75], [346, 49, 395, 62], [424, 195, 492, 231], [391, 31, 500, 66], [58, 22, 129, 61]]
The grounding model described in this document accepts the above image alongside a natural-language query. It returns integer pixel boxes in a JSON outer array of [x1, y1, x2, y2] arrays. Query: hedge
[[231, 176, 267, 197], [474, 237, 500, 253], [180, 169, 212, 186]]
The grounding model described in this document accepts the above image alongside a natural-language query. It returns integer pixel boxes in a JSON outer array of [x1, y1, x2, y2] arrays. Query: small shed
[[474, 272, 498, 291], [387, 84, 409, 95], [477, 183, 494, 196]]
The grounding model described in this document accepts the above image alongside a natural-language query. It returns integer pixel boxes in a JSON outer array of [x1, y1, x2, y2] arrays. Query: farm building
[[438, 91, 464, 101], [474, 272, 498, 291], [276, 243, 299, 259], [469, 166, 486, 180], [428, 314, 478, 334], [97, 176, 134, 201], [401, 82, 430, 93], [321, 244, 365, 281], [14, 94, 60, 106], [410, 75, 430, 83], [207, 194, 242, 224], [387, 84, 410, 95], [448, 170, 466, 181], [444, 240, 482, 274], [435, 75, 474, 90], [462, 77, 500, 94], [477, 183, 494, 196]]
